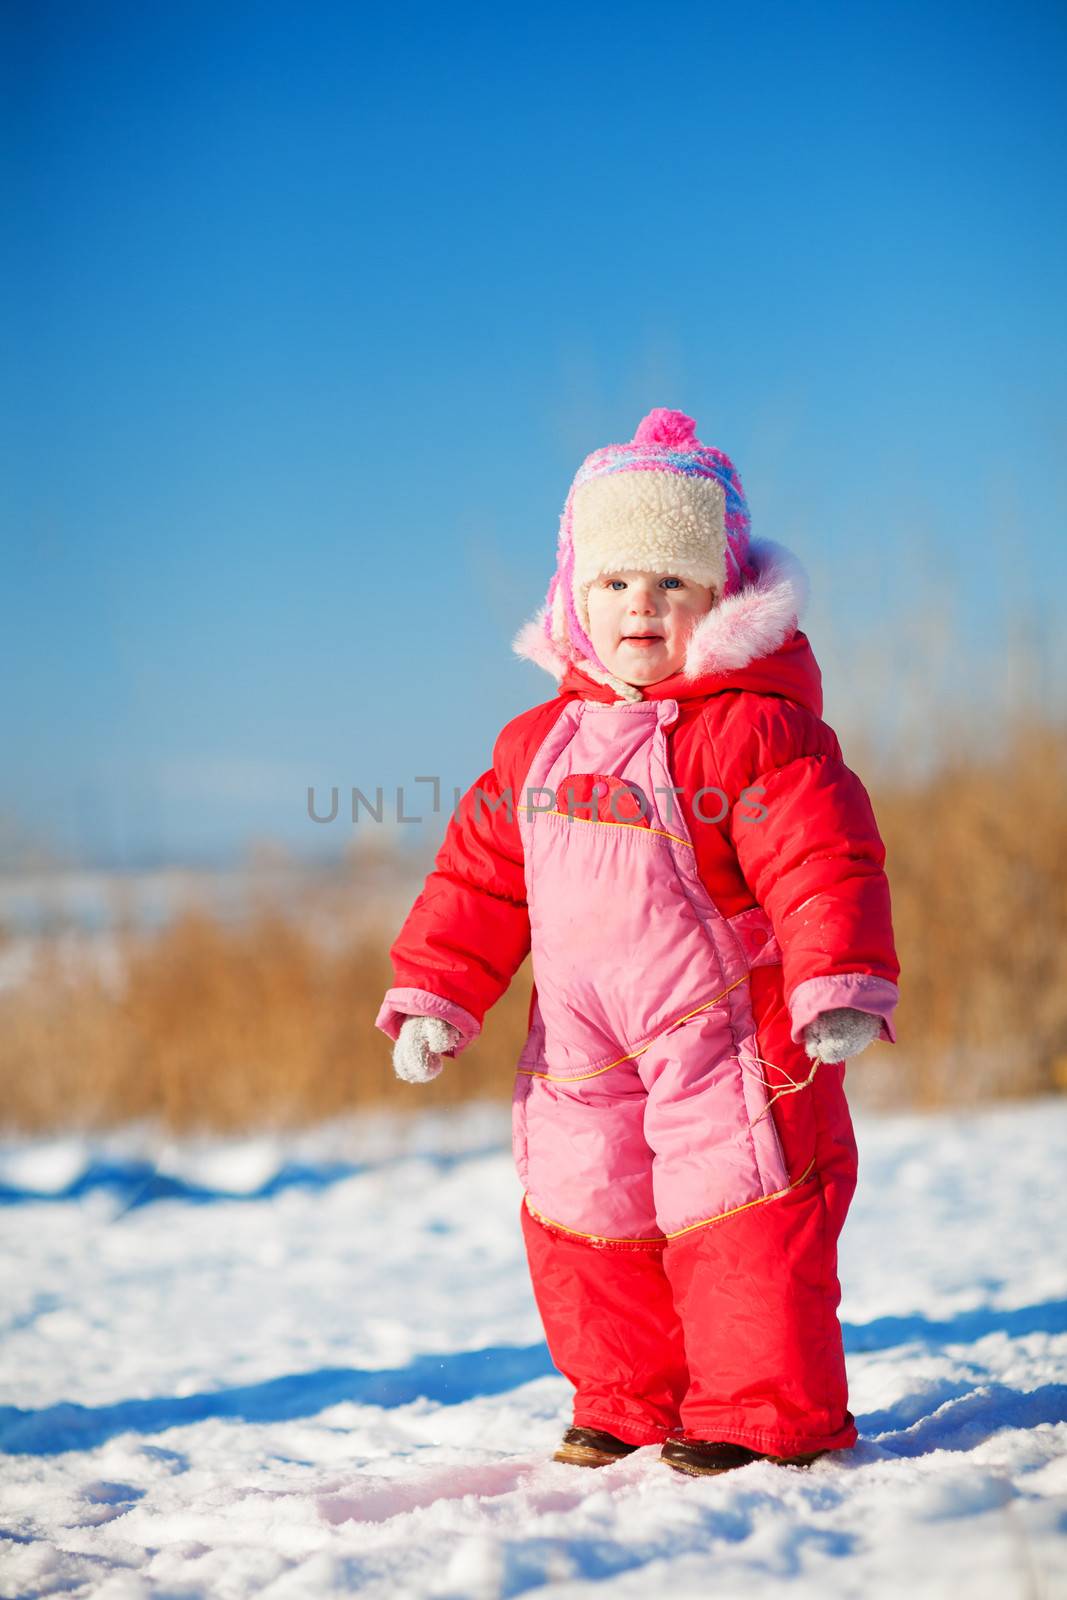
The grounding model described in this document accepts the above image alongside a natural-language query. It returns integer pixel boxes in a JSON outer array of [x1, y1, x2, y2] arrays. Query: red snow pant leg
[[662, 1165, 859, 1455], [519, 1198, 689, 1446]]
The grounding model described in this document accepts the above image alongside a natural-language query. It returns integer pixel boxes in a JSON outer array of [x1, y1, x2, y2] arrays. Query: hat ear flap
[[550, 572, 569, 651]]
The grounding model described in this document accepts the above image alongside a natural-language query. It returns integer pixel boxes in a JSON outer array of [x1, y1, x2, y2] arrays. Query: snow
[[1, 1097, 1065, 1599]]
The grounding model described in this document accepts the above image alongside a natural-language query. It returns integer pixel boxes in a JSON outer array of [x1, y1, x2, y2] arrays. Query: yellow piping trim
[[523, 1195, 665, 1248], [664, 1157, 818, 1237], [516, 974, 750, 1081], [523, 1157, 819, 1247], [541, 809, 694, 850]]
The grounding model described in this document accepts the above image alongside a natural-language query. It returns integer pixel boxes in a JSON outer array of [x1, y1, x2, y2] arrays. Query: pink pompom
[[632, 408, 699, 449]]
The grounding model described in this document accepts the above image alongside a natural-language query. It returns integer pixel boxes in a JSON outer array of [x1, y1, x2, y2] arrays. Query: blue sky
[[4, 0, 1065, 867]]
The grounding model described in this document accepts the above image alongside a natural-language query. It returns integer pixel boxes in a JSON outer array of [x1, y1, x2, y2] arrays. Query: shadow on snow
[[0, 1342, 558, 1456], [0, 1143, 509, 1214]]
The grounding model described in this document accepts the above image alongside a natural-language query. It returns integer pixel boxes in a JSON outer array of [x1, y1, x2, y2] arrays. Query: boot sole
[[553, 1441, 634, 1467], [658, 1456, 735, 1477], [659, 1448, 827, 1477]]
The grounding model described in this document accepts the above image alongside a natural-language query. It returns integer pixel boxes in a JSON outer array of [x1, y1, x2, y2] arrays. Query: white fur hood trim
[[680, 537, 810, 678]]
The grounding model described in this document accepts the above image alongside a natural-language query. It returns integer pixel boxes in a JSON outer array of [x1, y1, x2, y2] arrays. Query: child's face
[[586, 570, 717, 687]]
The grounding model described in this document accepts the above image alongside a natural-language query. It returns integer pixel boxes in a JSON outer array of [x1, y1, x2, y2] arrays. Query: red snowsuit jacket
[[375, 627, 900, 1061]]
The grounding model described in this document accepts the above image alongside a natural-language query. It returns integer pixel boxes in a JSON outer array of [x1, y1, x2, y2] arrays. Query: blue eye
[[661, 578, 682, 589], [609, 579, 626, 591]]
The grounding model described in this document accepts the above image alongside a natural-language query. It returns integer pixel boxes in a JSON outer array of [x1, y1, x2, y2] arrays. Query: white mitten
[[392, 1015, 462, 1084], [803, 1007, 882, 1064]]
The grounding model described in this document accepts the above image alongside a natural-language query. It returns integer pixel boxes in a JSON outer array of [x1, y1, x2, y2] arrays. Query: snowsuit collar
[[513, 536, 821, 715], [556, 628, 823, 717]]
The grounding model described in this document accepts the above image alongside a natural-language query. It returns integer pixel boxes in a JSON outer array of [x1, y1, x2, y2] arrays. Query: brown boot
[[660, 1437, 828, 1477], [552, 1425, 641, 1467]]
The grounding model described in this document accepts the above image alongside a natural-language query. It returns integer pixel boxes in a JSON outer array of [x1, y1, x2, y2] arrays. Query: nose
[[629, 585, 656, 614]]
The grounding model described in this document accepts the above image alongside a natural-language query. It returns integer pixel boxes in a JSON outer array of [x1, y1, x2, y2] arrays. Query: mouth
[[621, 634, 664, 647]]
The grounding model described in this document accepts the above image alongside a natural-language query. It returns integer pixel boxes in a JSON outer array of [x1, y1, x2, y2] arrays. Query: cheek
[[669, 600, 700, 629], [587, 596, 616, 640]]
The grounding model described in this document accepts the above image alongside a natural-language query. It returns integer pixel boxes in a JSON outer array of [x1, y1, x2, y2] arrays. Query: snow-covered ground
[[1, 1096, 1065, 1599]]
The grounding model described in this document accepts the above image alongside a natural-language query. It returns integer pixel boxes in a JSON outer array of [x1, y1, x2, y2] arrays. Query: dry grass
[[1, 713, 1065, 1131], [0, 858, 534, 1134], [868, 711, 1067, 1108]]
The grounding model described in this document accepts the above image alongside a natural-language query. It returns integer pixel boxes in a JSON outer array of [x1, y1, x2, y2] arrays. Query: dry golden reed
[[869, 712, 1067, 1108], [0, 868, 534, 1134]]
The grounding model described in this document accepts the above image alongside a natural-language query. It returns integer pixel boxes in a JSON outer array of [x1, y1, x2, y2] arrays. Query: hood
[[513, 536, 820, 714]]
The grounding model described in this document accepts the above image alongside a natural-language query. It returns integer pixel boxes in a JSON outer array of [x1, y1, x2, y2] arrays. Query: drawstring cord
[[735, 1051, 819, 1123]]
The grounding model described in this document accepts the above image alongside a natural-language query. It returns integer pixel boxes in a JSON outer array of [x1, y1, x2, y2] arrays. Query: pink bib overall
[[512, 696, 796, 1243]]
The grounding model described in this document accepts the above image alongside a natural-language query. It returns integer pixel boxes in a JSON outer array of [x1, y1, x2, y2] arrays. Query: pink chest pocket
[[555, 773, 652, 827]]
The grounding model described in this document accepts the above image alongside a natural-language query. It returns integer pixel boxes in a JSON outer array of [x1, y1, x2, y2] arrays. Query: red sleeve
[[374, 721, 534, 1055], [717, 697, 901, 1045]]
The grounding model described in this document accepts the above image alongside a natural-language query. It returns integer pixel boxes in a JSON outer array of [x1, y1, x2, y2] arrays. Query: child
[[374, 407, 900, 1478]]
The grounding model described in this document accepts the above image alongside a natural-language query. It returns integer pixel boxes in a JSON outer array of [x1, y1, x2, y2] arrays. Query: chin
[[614, 661, 676, 686], [614, 649, 681, 681]]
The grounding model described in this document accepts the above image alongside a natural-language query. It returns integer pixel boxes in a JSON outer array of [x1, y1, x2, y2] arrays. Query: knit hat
[[514, 407, 762, 700]]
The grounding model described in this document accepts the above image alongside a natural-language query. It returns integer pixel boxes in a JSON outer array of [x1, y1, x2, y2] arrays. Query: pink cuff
[[787, 974, 900, 1047], [374, 987, 482, 1055]]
